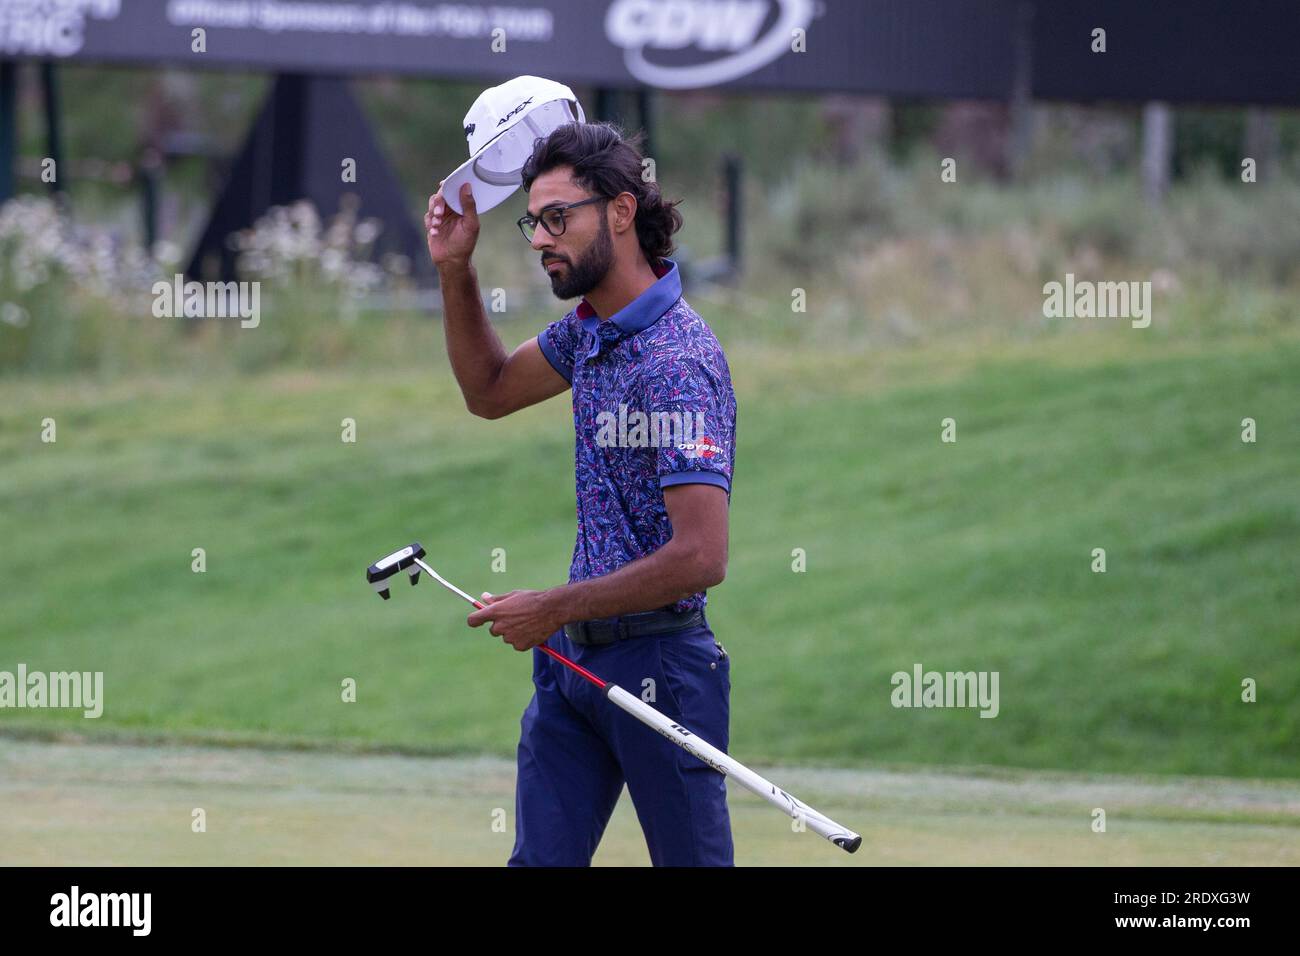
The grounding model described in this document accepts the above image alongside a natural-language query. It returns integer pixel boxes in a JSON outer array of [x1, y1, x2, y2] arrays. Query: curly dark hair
[[520, 121, 683, 266]]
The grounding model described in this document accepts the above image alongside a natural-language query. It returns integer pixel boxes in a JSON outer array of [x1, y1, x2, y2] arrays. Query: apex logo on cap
[[441, 77, 585, 216], [498, 96, 534, 126]]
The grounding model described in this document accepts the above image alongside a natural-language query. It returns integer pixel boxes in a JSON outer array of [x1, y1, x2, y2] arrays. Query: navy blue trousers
[[508, 618, 734, 866]]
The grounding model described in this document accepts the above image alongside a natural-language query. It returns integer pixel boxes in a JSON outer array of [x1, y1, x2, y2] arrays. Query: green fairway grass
[[1, 739, 1296, 865], [2, 325, 1297, 778]]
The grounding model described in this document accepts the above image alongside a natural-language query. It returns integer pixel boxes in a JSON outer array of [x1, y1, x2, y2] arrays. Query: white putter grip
[[604, 685, 862, 853]]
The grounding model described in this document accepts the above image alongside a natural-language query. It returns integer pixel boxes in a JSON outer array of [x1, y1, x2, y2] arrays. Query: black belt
[[564, 608, 703, 646]]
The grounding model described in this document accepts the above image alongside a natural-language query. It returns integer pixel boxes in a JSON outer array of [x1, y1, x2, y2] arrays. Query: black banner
[[2, 1, 1296, 104], [0, 866, 1289, 941]]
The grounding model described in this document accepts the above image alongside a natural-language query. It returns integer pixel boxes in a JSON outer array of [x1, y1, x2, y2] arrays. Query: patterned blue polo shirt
[[537, 257, 736, 614]]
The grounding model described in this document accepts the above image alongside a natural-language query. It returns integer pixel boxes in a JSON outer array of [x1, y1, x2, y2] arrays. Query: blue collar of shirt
[[577, 257, 681, 358]]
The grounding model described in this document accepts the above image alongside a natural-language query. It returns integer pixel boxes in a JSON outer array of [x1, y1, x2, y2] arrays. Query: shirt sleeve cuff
[[537, 329, 573, 384], [659, 471, 731, 493]]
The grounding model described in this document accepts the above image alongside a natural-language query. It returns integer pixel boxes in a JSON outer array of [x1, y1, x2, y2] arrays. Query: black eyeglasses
[[517, 196, 609, 242]]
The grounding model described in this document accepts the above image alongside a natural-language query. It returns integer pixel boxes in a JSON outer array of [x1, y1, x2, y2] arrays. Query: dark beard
[[548, 214, 613, 300]]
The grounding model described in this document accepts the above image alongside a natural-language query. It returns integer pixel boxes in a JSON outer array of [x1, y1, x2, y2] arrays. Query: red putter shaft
[[400, 554, 862, 853]]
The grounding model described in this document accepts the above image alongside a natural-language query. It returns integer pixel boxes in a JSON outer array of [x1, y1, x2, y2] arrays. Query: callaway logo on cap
[[441, 76, 586, 216]]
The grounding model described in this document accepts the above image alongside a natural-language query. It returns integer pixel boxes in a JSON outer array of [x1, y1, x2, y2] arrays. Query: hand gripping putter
[[366, 543, 862, 855]]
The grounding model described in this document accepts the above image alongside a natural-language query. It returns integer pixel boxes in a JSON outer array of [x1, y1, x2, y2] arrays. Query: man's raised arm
[[428, 182, 569, 419]]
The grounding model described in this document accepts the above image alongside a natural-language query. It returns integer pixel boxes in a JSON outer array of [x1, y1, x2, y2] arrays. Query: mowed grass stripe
[[1, 336, 1296, 777]]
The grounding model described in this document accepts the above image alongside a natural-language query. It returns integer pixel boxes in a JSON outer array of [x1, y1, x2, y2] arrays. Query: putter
[[365, 543, 425, 599], [366, 542, 862, 854]]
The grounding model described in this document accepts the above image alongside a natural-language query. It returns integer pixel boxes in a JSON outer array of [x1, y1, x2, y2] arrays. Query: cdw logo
[[605, 0, 815, 89]]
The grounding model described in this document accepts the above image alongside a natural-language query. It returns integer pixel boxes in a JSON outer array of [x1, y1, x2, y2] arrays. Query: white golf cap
[[441, 75, 586, 215]]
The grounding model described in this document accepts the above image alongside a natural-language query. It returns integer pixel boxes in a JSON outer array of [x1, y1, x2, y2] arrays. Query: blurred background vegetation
[[1, 68, 1297, 779], [2, 67, 1299, 376]]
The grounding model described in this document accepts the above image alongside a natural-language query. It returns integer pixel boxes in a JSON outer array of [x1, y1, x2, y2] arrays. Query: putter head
[[366, 542, 426, 600]]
